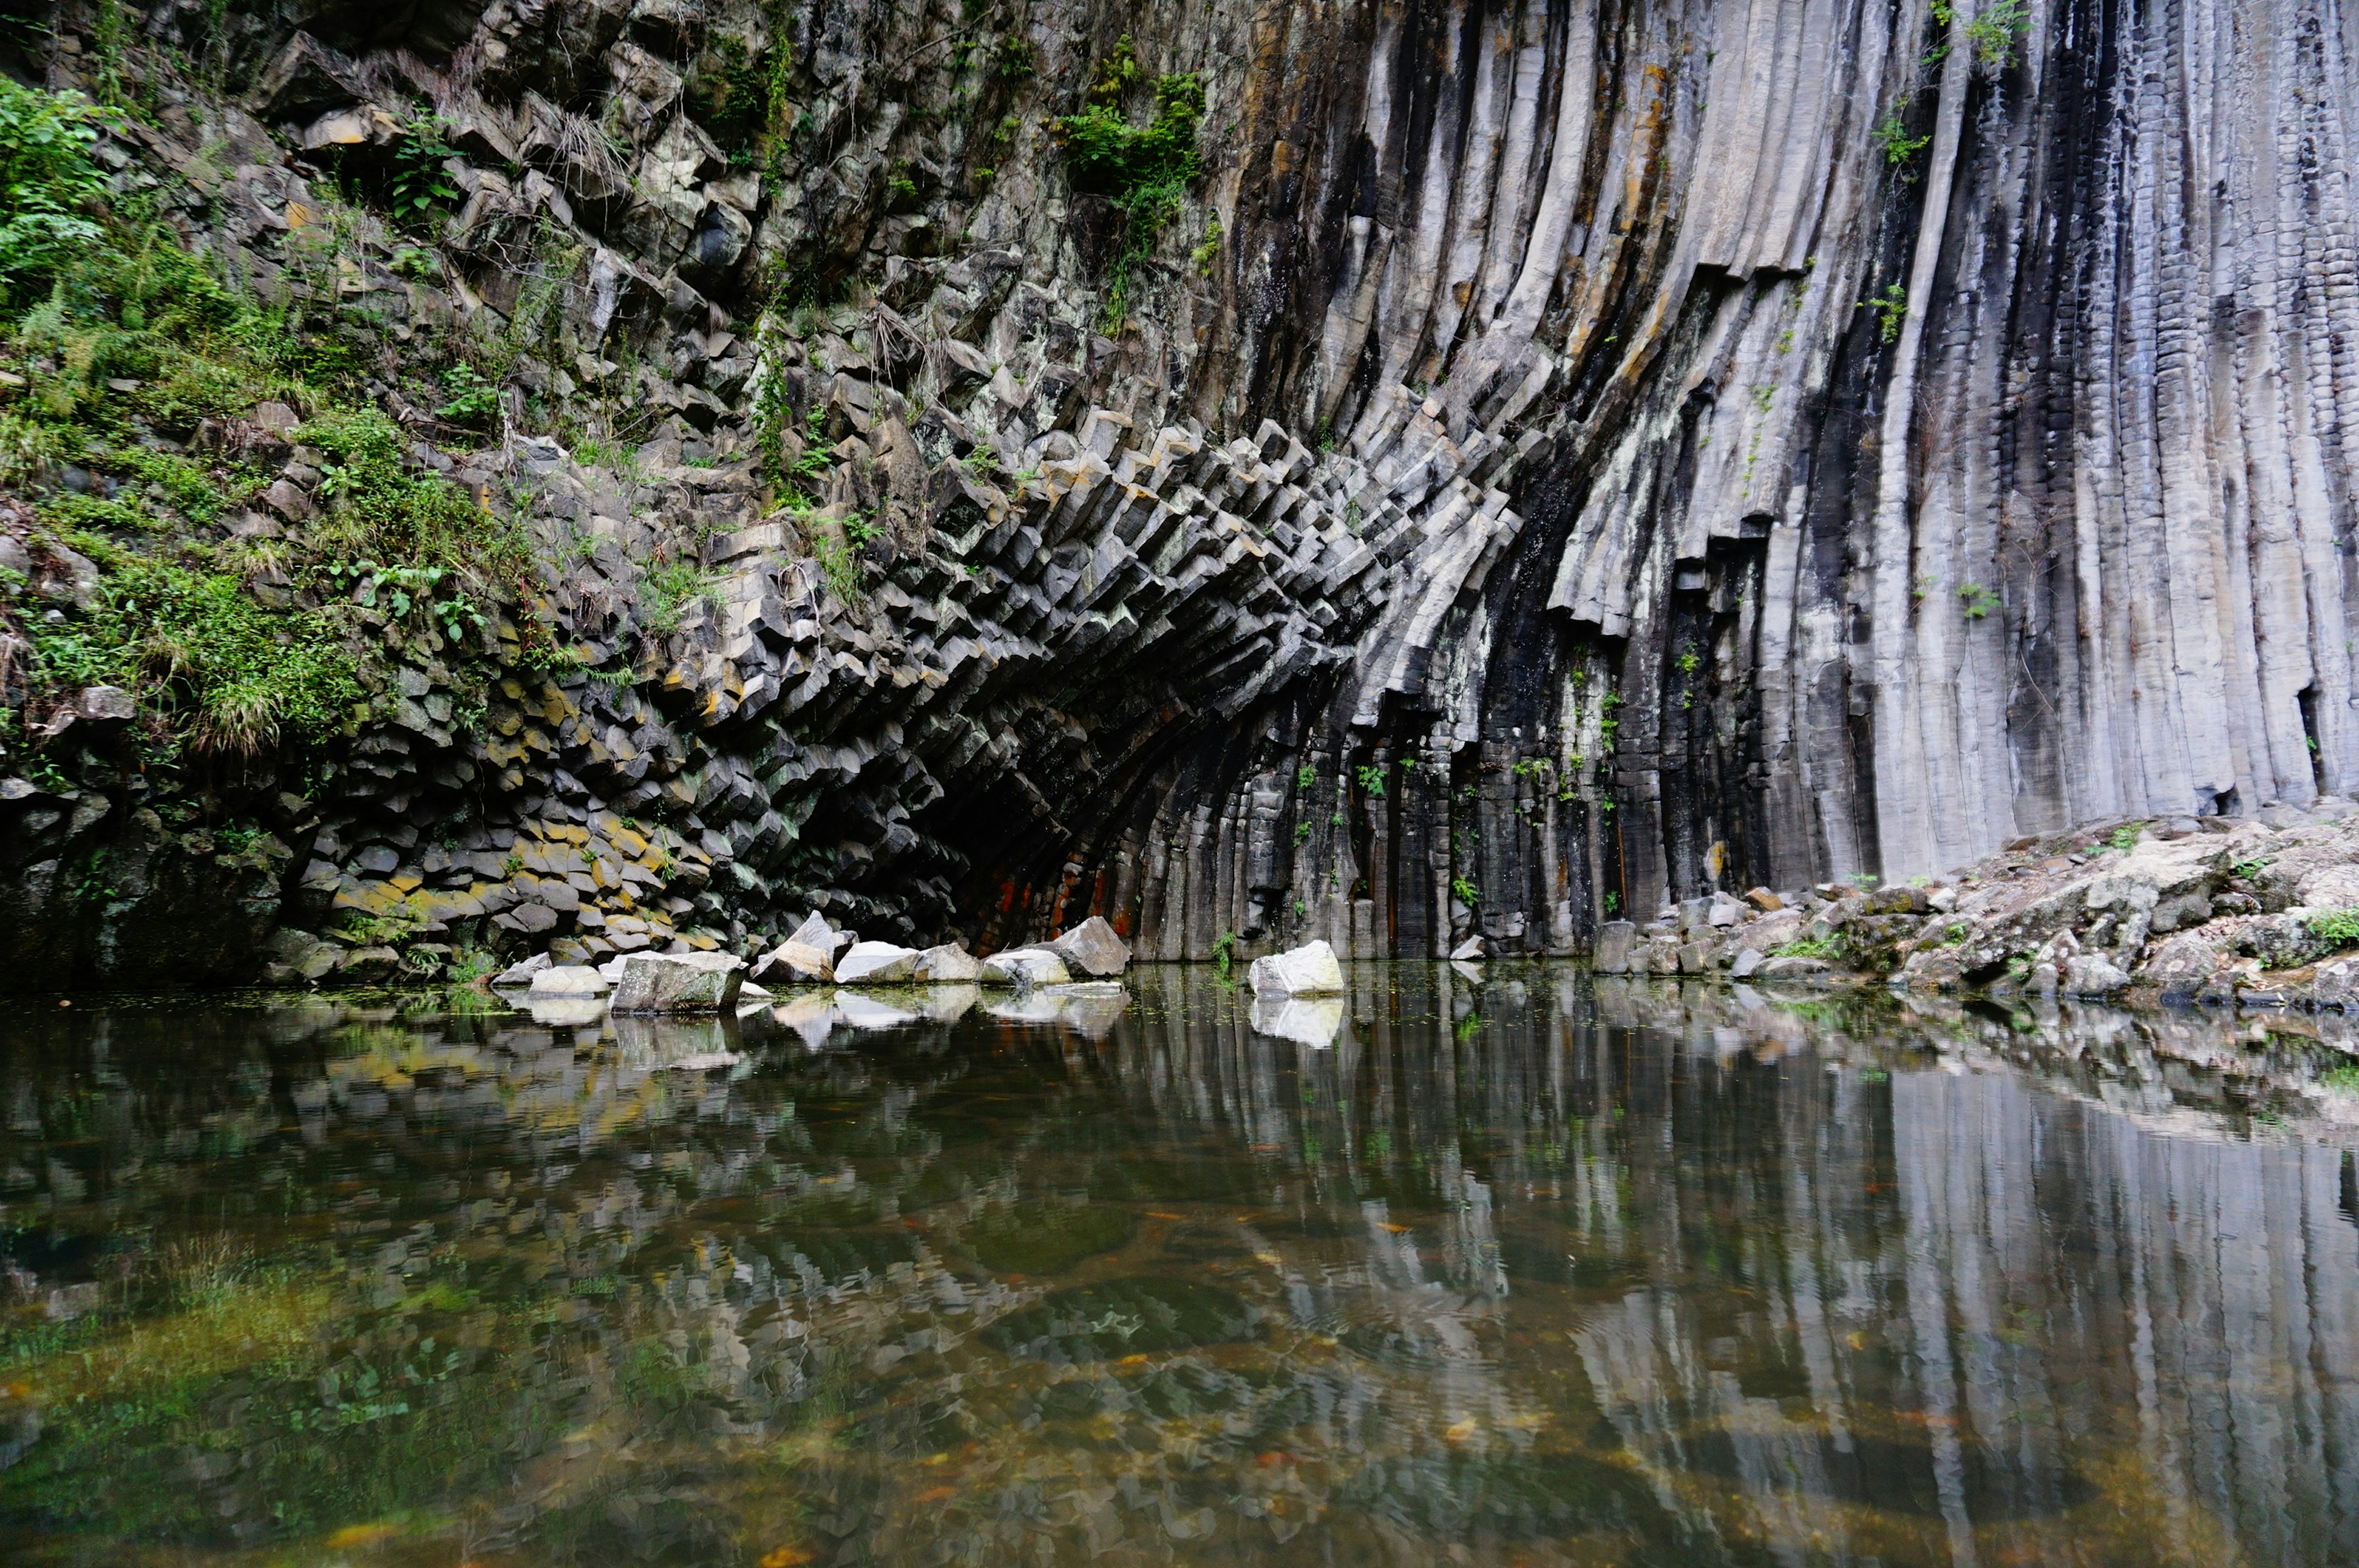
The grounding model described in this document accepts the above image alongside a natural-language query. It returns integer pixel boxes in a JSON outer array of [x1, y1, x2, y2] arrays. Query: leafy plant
[[1295, 763, 1315, 790], [1452, 876, 1479, 908], [436, 362, 499, 424], [1875, 105, 1930, 171], [2108, 823, 2143, 852], [386, 112, 460, 228], [1772, 935, 1840, 959], [0, 79, 112, 304], [1931, 0, 2031, 68], [1956, 582, 1998, 619], [2308, 907, 2359, 951], [1356, 762, 1387, 797], [1210, 927, 1237, 981], [996, 36, 1037, 78], [1865, 282, 1908, 344]]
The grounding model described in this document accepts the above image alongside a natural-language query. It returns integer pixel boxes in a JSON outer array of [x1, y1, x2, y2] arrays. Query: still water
[[1, 967, 2356, 1566]]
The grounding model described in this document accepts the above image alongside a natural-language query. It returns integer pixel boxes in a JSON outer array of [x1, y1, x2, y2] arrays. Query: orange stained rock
[[759, 1549, 816, 1567]]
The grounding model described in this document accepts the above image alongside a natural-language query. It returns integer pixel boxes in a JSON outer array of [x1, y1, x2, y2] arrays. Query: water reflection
[[0, 970, 2354, 1566]]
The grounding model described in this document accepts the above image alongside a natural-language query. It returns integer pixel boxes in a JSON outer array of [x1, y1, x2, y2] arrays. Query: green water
[[0, 967, 2355, 1566]]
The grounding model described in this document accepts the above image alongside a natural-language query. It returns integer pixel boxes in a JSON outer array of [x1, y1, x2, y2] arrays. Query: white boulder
[[1249, 940, 1345, 996]]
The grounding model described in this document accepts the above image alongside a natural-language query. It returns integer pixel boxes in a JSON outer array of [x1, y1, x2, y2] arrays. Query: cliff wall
[[2, 0, 2354, 983]]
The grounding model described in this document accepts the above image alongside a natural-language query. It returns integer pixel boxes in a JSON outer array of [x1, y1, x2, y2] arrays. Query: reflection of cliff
[[4, 981, 2358, 1561]]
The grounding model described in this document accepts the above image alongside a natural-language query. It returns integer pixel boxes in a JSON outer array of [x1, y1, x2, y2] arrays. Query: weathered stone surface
[[912, 943, 980, 981], [1249, 941, 1344, 997], [834, 941, 920, 985], [979, 948, 1070, 989], [751, 940, 832, 985], [492, 953, 553, 987], [1044, 917, 1130, 977], [611, 953, 743, 1014], [528, 965, 609, 997]]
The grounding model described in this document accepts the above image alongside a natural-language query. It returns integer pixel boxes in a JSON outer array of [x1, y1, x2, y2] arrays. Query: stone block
[[611, 951, 743, 1013], [980, 947, 1070, 989]]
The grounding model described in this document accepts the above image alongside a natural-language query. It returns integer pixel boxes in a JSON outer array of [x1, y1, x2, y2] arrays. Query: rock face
[[6, 2, 2358, 986], [610, 953, 745, 1014]]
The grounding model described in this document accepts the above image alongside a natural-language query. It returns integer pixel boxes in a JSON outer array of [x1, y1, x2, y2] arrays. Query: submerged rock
[[1250, 940, 1344, 997]]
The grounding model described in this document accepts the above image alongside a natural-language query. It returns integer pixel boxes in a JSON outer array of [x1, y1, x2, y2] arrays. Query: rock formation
[[2, 0, 2356, 985]]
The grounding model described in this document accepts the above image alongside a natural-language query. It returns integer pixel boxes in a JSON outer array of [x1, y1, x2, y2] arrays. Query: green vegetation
[[0, 77, 111, 305], [2320, 1061, 2359, 1093], [384, 112, 460, 230], [1452, 876, 1480, 908], [1930, 0, 2031, 68], [1865, 281, 1909, 344], [1771, 934, 1841, 960], [30, 550, 361, 752], [1956, 582, 1998, 620], [1876, 104, 1931, 172], [640, 560, 722, 636], [0, 79, 539, 763], [2307, 907, 2359, 951], [1356, 762, 1388, 797], [436, 361, 499, 423], [1053, 41, 1204, 329]]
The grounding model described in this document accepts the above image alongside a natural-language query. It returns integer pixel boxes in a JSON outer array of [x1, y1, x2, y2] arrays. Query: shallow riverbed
[[1, 967, 2355, 1566]]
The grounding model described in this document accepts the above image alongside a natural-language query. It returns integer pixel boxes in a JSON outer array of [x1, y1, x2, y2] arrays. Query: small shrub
[[385, 112, 460, 229], [1956, 582, 1999, 620], [1865, 282, 1908, 343], [1451, 876, 1479, 907], [436, 362, 499, 424], [1876, 105, 1930, 169]]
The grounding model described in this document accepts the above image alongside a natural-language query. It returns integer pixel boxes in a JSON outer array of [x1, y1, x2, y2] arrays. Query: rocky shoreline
[[1600, 798, 2359, 1015]]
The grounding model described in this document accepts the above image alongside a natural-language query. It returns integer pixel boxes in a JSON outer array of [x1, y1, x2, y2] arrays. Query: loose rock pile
[[1605, 800, 2359, 1012]]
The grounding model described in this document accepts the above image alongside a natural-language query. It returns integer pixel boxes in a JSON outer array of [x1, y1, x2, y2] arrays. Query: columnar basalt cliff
[[1, 0, 2355, 986]]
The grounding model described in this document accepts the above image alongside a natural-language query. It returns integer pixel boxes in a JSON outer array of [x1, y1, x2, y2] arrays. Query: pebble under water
[[1, 968, 2355, 1566]]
